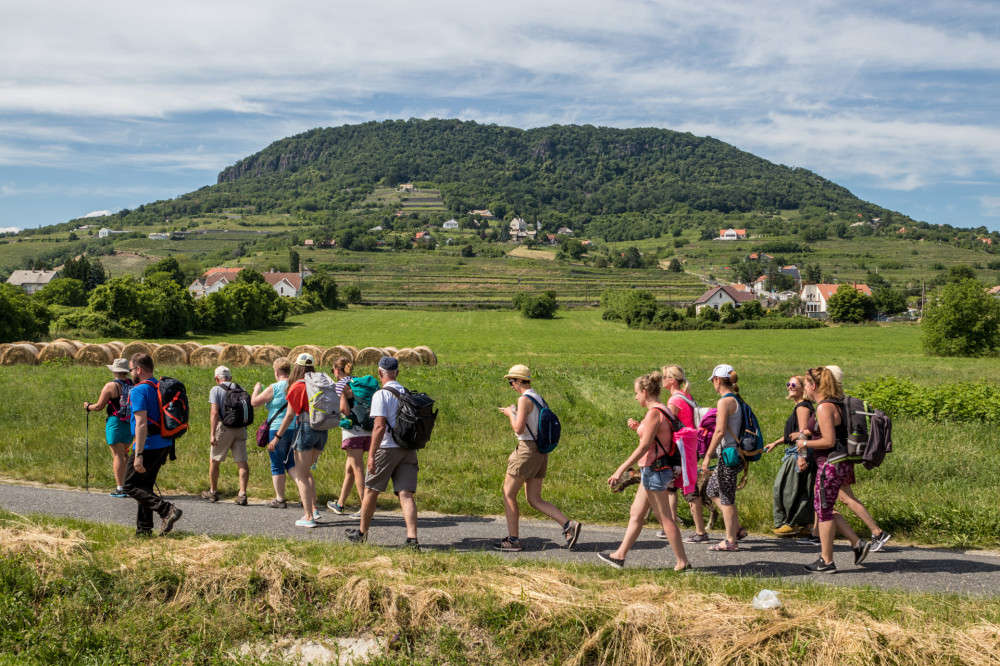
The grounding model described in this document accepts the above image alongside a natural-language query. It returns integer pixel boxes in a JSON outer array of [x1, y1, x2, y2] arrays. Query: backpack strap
[[380, 385, 405, 436], [265, 402, 288, 428], [649, 404, 679, 459], [522, 393, 546, 442]]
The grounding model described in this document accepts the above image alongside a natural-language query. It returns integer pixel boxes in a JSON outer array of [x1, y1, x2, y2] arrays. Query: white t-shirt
[[369, 380, 406, 449]]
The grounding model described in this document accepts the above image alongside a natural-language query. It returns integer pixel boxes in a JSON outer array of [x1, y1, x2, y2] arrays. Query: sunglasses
[[787, 382, 798, 389]]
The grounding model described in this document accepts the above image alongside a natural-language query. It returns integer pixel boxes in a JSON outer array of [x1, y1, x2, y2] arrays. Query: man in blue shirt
[[123, 353, 182, 537]]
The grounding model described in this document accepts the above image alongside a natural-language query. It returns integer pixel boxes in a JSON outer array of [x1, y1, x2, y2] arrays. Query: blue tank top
[[267, 380, 296, 429]]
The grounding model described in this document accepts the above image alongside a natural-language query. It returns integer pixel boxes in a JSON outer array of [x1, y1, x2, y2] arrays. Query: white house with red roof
[[693, 285, 757, 314], [800, 283, 872, 318], [189, 265, 311, 299], [718, 228, 747, 240]]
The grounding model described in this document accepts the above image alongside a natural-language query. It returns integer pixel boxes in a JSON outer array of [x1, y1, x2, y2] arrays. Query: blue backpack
[[724, 393, 764, 463], [524, 393, 561, 454]]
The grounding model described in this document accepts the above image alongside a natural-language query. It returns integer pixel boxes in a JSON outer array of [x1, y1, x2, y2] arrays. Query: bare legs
[[292, 449, 322, 520], [502, 475, 568, 538], [611, 486, 688, 570], [338, 449, 365, 508], [109, 442, 128, 489]]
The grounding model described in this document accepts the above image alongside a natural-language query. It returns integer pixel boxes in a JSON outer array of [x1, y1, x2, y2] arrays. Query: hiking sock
[[508, 536, 519, 542], [562, 520, 571, 532]]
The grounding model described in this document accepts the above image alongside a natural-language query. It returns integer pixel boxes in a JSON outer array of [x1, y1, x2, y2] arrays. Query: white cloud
[[82, 210, 113, 218], [0, 226, 19, 234]]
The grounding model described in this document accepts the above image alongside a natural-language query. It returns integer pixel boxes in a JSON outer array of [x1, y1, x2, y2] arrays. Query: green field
[[3, 309, 997, 549]]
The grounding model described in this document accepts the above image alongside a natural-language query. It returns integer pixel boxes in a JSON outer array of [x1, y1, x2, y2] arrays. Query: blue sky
[[2, 0, 999, 233]]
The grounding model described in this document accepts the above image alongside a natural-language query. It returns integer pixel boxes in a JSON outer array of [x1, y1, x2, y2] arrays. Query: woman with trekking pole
[[83, 358, 134, 497]]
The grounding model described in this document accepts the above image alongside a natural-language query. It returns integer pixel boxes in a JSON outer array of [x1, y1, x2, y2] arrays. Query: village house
[[148, 233, 169, 240], [6, 269, 60, 295], [693, 285, 757, 314], [800, 283, 872, 318], [442, 219, 459, 229], [988, 285, 1000, 300], [556, 226, 573, 235], [718, 228, 747, 240], [188, 265, 312, 300], [468, 209, 495, 219], [98, 228, 130, 238]]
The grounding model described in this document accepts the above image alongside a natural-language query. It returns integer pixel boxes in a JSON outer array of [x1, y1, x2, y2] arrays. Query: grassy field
[[2, 309, 998, 549], [2, 511, 999, 665]]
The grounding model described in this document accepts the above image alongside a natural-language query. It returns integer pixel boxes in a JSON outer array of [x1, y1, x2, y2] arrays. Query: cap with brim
[[378, 356, 399, 371], [214, 365, 231, 378], [107, 358, 130, 373], [825, 365, 844, 386], [709, 363, 735, 381], [504, 364, 532, 381], [294, 353, 315, 366]]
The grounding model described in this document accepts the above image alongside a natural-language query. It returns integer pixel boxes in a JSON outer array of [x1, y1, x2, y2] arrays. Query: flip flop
[[709, 540, 738, 551]]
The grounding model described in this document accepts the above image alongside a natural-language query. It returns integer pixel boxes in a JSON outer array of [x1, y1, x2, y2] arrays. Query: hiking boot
[[267, 498, 287, 509], [234, 493, 248, 506], [597, 552, 625, 569], [683, 532, 710, 544], [327, 500, 345, 515], [853, 539, 872, 566], [796, 535, 821, 546], [870, 531, 893, 552], [159, 507, 182, 536], [402, 538, 420, 550], [201, 490, 220, 503], [494, 537, 522, 552], [109, 488, 128, 498], [563, 521, 582, 550], [345, 528, 367, 543], [804, 558, 837, 574]]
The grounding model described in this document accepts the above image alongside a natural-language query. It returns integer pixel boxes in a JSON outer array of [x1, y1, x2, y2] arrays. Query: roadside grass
[[2, 510, 999, 665], [3, 310, 999, 549]]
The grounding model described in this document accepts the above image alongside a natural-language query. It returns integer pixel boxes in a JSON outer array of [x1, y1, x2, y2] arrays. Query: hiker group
[[84, 354, 893, 573]]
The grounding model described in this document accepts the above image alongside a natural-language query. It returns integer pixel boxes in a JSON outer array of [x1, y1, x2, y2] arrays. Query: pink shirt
[[637, 405, 673, 468]]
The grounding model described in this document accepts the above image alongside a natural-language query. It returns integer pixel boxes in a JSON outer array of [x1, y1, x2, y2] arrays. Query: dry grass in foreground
[[2, 516, 1000, 665]]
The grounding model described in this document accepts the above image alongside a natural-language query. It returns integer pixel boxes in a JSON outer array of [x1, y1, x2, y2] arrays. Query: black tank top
[[807, 399, 847, 461], [783, 400, 814, 444], [106, 379, 133, 418]]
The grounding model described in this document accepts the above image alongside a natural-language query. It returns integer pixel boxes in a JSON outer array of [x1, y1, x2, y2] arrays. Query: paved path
[[2, 483, 998, 597]]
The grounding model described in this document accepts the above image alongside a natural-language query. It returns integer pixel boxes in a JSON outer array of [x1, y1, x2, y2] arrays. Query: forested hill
[[216, 119, 884, 220]]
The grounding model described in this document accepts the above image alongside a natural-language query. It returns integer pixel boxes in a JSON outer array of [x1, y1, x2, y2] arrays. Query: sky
[[2, 0, 999, 233]]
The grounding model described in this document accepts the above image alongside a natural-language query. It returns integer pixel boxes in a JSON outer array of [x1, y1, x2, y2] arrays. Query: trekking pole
[[85, 409, 90, 491]]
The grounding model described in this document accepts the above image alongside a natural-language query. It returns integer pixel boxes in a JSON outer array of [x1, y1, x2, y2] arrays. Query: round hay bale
[[320, 345, 355, 367], [75, 344, 114, 366], [38, 341, 78, 363], [394, 348, 423, 366], [0, 343, 10, 358], [218, 343, 252, 368], [152, 344, 189, 366], [276, 345, 291, 355], [413, 346, 438, 366], [250, 345, 286, 366], [35, 342, 48, 350], [106, 341, 125, 353], [148, 342, 161, 352], [189, 344, 224, 367], [343, 345, 360, 358], [120, 341, 153, 360], [383, 346, 398, 357], [69, 340, 85, 350], [1, 344, 39, 366], [287, 344, 324, 363], [354, 346, 386, 366], [180, 341, 201, 354]]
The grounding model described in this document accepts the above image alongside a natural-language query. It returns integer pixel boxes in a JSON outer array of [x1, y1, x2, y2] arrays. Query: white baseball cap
[[708, 364, 735, 381]]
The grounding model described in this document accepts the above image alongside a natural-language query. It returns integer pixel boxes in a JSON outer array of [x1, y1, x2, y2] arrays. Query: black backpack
[[382, 386, 437, 450], [220, 382, 254, 428]]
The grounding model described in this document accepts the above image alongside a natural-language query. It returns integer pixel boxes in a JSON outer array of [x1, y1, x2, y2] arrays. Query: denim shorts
[[293, 421, 328, 453], [268, 429, 296, 475], [641, 465, 674, 492]]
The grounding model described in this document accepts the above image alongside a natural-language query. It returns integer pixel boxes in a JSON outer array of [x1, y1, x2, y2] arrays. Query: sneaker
[[655, 529, 668, 539], [772, 524, 797, 536], [494, 537, 522, 552], [345, 528, 367, 543], [234, 494, 248, 506], [402, 537, 420, 550], [870, 531, 893, 552], [563, 521, 582, 550], [796, 535, 821, 545], [350, 510, 363, 519], [853, 539, 872, 566], [313, 509, 321, 521], [159, 507, 183, 536], [110, 488, 128, 498], [683, 532, 710, 544], [804, 558, 837, 574], [327, 500, 345, 515], [267, 498, 287, 509], [295, 518, 318, 528], [597, 552, 625, 569], [201, 490, 220, 503]]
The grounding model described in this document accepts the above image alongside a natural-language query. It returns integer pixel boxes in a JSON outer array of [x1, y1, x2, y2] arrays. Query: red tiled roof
[[816, 283, 871, 301], [694, 285, 757, 305], [262, 272, 302, 291]]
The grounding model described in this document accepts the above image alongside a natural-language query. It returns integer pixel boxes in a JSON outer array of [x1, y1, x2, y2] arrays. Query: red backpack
[[128, 377, 189, 440]]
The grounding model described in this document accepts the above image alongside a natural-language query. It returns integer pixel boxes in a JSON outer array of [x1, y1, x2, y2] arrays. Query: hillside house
[[98, 228, 130, 238], [800, 283, 872, 318], [718, 228, 747, 240], [399, 183, 414, 191], [546, 234, 557, 245], [468, 209, 495, 219], [148, 233, 169, 240], [188, 265, 311, 299], [988, 286, 1000, 300], [509, 218, 528, 233], [6, 269, 60, 295], [781, 265, 801, 285], [442, 219, 459, 229], [557, 226, 573, 235], [751, 275, 769, 296], [693, 285, 757, 314], [262, 269, 304, 297]]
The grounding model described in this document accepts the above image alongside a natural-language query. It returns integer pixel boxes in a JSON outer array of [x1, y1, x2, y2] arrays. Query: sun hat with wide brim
[[504, 364, 532, 381], [107, 358, 130, 373]]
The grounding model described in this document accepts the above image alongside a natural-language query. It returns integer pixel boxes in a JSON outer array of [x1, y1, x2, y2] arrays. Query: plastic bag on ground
[[752, 589, 782, 610]]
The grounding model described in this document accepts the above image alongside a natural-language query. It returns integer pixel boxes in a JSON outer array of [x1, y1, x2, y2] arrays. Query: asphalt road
[[2, 482, 998, 597]]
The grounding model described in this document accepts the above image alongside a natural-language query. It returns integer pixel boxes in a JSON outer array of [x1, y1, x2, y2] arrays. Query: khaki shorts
[[507, 440, 548, 480], [365, 447, 418, 495], [211, 424, 248, 463]]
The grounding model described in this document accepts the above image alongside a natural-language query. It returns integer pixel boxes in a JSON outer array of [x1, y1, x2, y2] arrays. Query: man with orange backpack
[[123, 353, 183, 537]]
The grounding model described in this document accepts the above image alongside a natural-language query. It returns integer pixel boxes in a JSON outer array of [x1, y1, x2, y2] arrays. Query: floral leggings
[[813, 460, 853, 522]]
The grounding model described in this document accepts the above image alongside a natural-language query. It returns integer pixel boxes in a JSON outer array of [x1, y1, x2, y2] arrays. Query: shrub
[[0, 284, 51, 342], [855, 376, 1000, 423], [342, 284, 362, 304], [922, 278, 1000, 357], [600, 289, 657, 326], [513, 291, 558, 319], [827, 285, 876, 323]]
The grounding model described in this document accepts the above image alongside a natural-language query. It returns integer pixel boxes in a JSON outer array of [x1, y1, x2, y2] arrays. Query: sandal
[[736, 527, 749, 540], [709, 540, 738, 551]]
